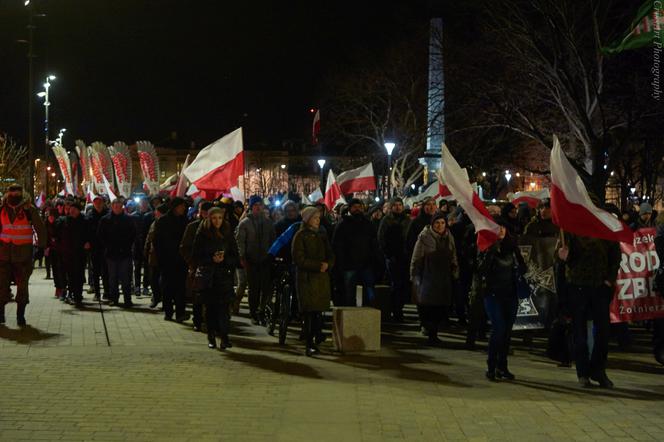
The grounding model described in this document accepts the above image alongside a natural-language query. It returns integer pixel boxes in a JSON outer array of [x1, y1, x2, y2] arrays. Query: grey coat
[[235, 212, 276, 264], [410, 226, 459, 306]]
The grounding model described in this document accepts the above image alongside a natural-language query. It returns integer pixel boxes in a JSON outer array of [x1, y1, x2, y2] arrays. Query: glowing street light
[[317, 159, 326, 169], [504, 170, 512, 182], [384, 142, 396, 198]]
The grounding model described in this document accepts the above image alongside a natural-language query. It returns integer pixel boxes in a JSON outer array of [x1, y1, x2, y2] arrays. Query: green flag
[[602, 1, 664, 55]]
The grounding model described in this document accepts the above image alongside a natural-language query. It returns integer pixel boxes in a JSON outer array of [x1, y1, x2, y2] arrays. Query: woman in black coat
[[192, 207, 239, 349]]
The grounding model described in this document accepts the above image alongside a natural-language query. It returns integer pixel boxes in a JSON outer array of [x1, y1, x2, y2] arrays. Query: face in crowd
[[307, 211, 321, 230], [371, 210, 382, 221], [5, 188, 22, 206], [210, 211, 224, 229], [391, 201, 404, 215], [284, 204, 298, 220], [349, 202, 364, 216], [173, 203, 187, 217], [540, 205, 551, 220], [251, 201, 263, 216], [432, 217, 447, 235], [111, 200, 124, 215], [423, 199, 437, 216], [93, 198, 105, 212]]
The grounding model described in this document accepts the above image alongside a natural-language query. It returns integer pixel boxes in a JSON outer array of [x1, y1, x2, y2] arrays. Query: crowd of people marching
[[1, 182, 663, 386]]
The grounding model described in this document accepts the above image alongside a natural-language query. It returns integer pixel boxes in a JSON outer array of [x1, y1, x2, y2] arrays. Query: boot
[[16, 304, 26, 327]]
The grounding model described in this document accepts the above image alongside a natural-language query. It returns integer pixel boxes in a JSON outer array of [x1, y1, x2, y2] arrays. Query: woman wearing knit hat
[[410, 212, 459, 345], [291, 206, 335, 356]]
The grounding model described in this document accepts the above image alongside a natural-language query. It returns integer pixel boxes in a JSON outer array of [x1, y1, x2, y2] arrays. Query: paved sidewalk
[[1, 268, 663, 441]]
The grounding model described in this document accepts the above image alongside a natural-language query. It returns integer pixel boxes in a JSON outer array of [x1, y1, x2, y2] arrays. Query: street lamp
[[504, 170, 512, 183], [317, 159, 326, 190], [37, 75, 56, 193], [384, 142, 395, 198]]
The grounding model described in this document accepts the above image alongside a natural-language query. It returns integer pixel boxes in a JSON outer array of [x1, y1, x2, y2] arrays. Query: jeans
[[91, 251, 108, 298], [568, 284, 611, 378], [246, 260, 272, 317], [342, 268, 375, 306], [483, 294, 518, 372], [162, 264, 186, 319], [106, 257, 132, 304], [386, 257, 409, 317]]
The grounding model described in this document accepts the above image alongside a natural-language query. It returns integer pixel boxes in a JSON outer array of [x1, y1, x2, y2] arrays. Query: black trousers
[[303, 311, 323, 347], [90, 250, 108, 298], [149, 266, 162, 304], [569, 284, 611, 378], [52, 250, 67, 291], [162, 265, 186, 319], [205, 301, 231, 341], [64, 254, 86, 303], [417, 305, 447, 335], [246, 260, 272, 317], [386, 258, 409, 316], [133, 250, 147, 290]]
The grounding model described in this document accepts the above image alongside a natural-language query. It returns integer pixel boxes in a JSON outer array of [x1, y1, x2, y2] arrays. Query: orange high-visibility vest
[[0, 207, 34, 245]]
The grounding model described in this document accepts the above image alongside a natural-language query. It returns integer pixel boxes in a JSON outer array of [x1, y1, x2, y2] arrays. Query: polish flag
[[172, 154, 191, 197], [183, 128, 244, 193], [86, 185, 96, 203], [35, 192, 45, 208], [312, 110, 321, 145], [337, 162, 376, 194], [550, 136, 631, 243], [509, 189, 550, 208], [440, 144, 501, 251], [324, 170, 346, 210], [307, 188, 323, 204], [102, 175, 118, 202]]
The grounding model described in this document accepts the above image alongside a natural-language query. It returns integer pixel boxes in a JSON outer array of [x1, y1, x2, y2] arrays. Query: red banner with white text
[[610, 228, 664, 323]]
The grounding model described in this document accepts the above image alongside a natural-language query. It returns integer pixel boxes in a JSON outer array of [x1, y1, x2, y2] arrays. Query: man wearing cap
[[633, 202, 656, 229], [154, 197, 189, 322], [0, 184, 46, 325], [87, 196, 109, 301], [55, 201, 91, 307], [236, 195, 275, 324], [180, 200, 214, 330], [98, 198, 136, 307], [378, 196, 412, 321]]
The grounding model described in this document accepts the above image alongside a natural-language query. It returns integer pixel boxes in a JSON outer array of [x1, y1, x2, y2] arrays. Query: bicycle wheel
[[278, 283, 291, 345]]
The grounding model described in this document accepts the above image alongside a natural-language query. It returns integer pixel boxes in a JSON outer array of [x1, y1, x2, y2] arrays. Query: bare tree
[[0, 133, 29, 192]]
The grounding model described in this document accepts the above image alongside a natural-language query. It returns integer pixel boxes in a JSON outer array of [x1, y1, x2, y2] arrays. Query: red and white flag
[[35, 192, 45, 208], [337, 162, 376, 194], [183, 128, 244, 194], [307, 188, 323, 204], [85, 184, 96, 203], [440, 144, 501, 251], [550, 136, 631, 243], [102, 175, 118, 202], [312, 110, 320, 145], [324, 170, 346, 210], [509, 189, 550, 208], [172, 154, 191, 197]]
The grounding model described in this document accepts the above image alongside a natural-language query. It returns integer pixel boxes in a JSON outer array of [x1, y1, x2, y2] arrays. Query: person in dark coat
[[274, 200, 301, 237], [154, 197, 189, 322], [98, 198, 136, 307], [477, 220, 526, 381], [86, 196, 109, 301], [180, 201, 213, 331], [377, 197, 411, 321], [523, 199, 558, 237], [55, 202, 91, 307], [332, 198, 379, 306], [193, 207, 240, 349], [501, 203, 522, 236], [144, 204, 168, 309], [131, 197, 152, 296], [44, 208, 63, 294], [292, 206, 335, 356], [410, 213, 459, 344]]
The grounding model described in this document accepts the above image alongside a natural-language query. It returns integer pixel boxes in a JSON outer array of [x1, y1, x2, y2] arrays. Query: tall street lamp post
[[384, 142, 395, 199], [317, 158, 326, 191], [37, 75, 56, 193]]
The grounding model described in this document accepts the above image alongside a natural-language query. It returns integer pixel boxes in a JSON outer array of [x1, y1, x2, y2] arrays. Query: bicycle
[[265, 257, 294, 345]]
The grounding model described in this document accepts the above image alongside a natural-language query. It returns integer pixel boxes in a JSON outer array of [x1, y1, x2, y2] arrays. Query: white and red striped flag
[[183, 128, 244, 194], [307, 188, 323, 204], [509, 189, 550, 208], [312, 110, 321, 145], [324, 170, 346, 210], [172, 154, 191, 197], [337, 162, 376, 194], [550, 136, 631, 242], [439, 144, 501, 251]]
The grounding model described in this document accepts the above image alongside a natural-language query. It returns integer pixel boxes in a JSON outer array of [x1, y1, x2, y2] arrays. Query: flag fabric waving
[[324, 170, 346, 210], [308, 188, 323, 204], [337, 162, 376, 194], [602, 1, 664, 54], [173, 154, 191, 197], [183, 128, 244, 194], [549, 136, 632, 243], [439, 144, 501, 251], [312, 110, 321, 145], [508, 189, 550, 208]]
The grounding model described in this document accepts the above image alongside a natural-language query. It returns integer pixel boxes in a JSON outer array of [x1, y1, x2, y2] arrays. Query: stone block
[[332, 307, 381, 353]]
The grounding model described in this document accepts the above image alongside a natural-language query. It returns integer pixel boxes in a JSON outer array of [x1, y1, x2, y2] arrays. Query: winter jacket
[[377, 212, 411, 261], [410, 226, 459, 306], [292, 224, 335, 312], [405, 211, 433, 260], [192, 225, 240, 304], [332, 213, 380, 271], [274, 216, 301, 237], [524, 216, 558, 238], [476, 237, 526, 299], [561, 233, 621, 288], [97, 212, 136, 260], [236, 212, 276, 264], [0, 201, 46, 263], [86, 207, 108, 252], [55, 214, 89, 260], [180, 219, 203, 268], [154, 211, 188, 270], [144, 220, 158, 267]]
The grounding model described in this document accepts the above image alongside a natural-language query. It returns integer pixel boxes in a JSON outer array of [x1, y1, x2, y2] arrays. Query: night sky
[[0, 0, 432, 150]]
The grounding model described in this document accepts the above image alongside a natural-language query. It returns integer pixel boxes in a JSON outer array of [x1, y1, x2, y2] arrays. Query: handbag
[[193, 265, 214, 291]]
